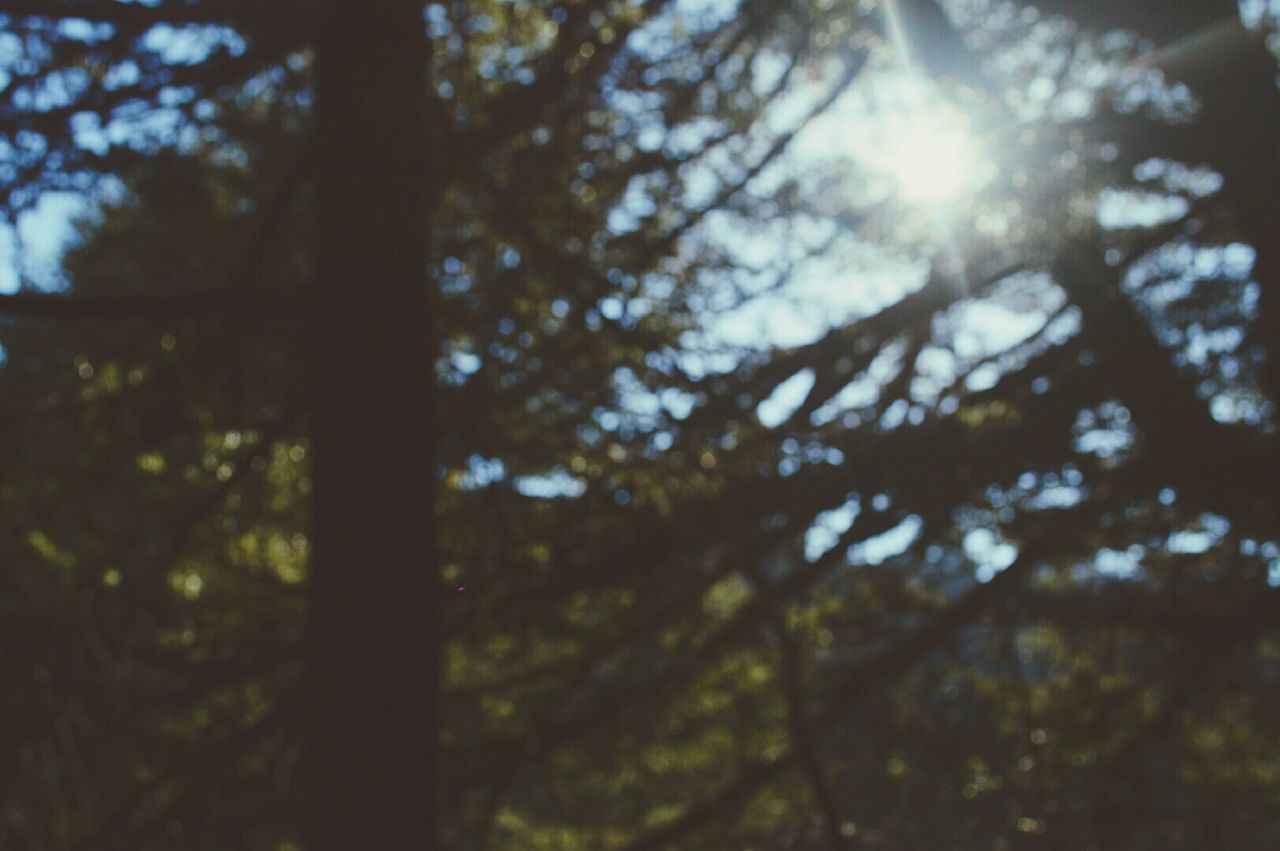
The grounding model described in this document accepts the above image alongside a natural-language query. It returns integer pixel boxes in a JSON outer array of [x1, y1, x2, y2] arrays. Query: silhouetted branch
[[69, 703, 291, 851], [454, 507, 902, 792], [651, 48, 870, 257], [1, 0, 264, 28], [1057, 238, 1280, 530], [618, 503, 1101, 851], [1003, 585, 1280, 634], [0, 291, 300, 319], [773, 614, 851, 850], [617, 754, 797, 851]]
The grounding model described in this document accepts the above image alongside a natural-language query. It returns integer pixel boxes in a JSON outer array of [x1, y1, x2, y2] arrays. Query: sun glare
[[800, 70, 995, 212], [863, 80, 994, 206], [878, 104, 990, 203], [813, 69, 995, 210]]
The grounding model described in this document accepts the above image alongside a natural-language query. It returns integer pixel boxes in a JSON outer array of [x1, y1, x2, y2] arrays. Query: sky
[[3, 0, 1268, 577], [0, 192, 86, 292]]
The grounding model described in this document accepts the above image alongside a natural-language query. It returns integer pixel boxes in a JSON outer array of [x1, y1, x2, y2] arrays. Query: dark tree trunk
[[308, 2, 437, 848], [1192, 35, 1280, 409]]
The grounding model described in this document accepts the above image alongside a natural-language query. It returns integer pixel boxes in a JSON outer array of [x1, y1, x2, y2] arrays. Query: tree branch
[[0, 290, 300, 319], [773, 614, 851, 851], [0, 0, 266, 28], [618, 503, 1102, 851]]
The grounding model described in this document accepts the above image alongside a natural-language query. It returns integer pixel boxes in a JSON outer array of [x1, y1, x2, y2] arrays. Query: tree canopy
[[3, 1, 1279, 849]]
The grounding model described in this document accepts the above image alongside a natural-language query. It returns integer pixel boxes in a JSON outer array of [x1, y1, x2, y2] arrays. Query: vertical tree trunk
[[1195, 35, 1280, 410], [308, 2, 436, 848]]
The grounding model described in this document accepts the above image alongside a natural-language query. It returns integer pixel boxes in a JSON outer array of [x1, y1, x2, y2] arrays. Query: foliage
[[2, 1, 1279, 849]]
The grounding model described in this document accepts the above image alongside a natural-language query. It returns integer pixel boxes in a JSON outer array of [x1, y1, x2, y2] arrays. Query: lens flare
[[877, 101, 990, 203]]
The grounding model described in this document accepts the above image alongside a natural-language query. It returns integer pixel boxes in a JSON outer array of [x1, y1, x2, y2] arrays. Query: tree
[[2, 1, 870, 846], [4, 1, 1280, 849], [307, 2, 436, 848]]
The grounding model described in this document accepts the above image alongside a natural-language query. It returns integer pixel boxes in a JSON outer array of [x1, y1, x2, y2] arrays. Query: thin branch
[[0, 0, 266, 28], [0, 290, 300, 319], [1001, 585, 1280, 634], [618, 503, 1101, 851], [68, 703, 291, 851], [649, 49, 870, 258], [617, 755, 797, 851], [773, 613, 850, 850]]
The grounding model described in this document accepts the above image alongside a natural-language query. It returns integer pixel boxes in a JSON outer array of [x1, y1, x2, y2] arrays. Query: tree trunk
[[308, 2, 437, 848]]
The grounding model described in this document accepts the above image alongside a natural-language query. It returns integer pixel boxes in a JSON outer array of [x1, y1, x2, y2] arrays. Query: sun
[[879, 104, 990, 203], [867, 80, 993, 205], [797, 67, 996, 213]]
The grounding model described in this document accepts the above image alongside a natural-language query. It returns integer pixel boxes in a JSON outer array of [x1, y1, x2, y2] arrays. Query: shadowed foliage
[[2, 2, 1279, 849]]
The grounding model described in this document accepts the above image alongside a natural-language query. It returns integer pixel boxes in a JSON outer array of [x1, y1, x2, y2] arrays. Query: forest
[[2, 1, 1279, 849]]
